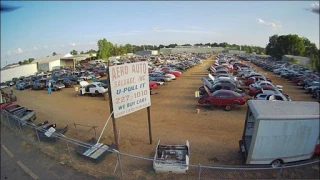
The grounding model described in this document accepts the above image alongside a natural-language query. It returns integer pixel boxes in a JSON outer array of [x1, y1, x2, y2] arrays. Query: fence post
[[35, 128, 41, 142], [198, 163, 202, 180], [66, 141, 73, 163], [277, 167, 283, 180], [116, 152, 124, 180]]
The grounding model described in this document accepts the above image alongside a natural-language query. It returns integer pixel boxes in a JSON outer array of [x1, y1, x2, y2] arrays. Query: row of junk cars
[[0, 53, 210, 96], [249, 58, 320, 102], [197, 53, 295, 111]]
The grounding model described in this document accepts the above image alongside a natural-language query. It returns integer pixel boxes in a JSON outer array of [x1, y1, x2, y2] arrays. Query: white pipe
[[97, 111, 114, 143]]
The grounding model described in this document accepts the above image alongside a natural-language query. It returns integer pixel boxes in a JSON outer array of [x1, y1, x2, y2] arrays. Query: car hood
[[201, 77, 213, 89]]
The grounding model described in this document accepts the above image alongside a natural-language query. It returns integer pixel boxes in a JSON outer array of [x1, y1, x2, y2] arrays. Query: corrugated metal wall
[[0, 63, 38, 82]]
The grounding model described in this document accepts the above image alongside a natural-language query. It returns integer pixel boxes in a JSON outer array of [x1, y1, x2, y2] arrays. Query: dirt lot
[[3, 56, 318, 167]]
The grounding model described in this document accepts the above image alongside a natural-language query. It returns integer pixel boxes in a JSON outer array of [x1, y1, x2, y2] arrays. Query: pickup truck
[[32, 80, 46, 90], [153, 140, 190, 174]]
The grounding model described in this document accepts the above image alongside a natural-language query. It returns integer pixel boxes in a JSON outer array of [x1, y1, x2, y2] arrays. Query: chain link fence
[[1, 111, 319, 180]]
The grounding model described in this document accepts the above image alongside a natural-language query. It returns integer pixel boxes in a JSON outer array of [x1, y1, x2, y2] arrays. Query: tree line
[[266, 34, 319, 71], [94, 38, 267, 60]]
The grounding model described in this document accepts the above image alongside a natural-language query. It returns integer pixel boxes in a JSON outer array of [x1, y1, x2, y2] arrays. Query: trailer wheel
[[271, 159, 282, 168]]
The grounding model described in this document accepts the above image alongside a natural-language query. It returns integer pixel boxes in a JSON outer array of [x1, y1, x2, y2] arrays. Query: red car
[[245, 76, 267, 86], [0, 103, 16, 109], [159, 67, 181, 77], [198, 90, 246, 111], [249, 85, 276, 96], [149, 81, 158, 90]]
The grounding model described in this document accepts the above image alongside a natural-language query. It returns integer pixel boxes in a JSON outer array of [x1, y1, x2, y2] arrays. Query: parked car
[[32, 79, 46, 90], [5, 81, 14, 86], [198, 89, 246, 111], [59, 78, 76, 88], [16, 81, 31, 90], [78, 81, 108, 96], [149, 81, 158, 90], [149, 73, 172, 82], [305, 81, 319, 94]]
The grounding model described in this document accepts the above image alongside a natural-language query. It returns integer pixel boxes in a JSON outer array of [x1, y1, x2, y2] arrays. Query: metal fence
[[1, 111, 319, 180]]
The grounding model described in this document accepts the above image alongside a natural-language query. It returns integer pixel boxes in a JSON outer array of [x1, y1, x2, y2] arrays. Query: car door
[[90, 84, 97, 93], [215, 92, 228, 106]]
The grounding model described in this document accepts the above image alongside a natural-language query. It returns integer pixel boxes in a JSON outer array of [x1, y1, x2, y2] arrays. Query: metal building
[[282, 55, 311, 66], [0, 63, 38, 82], [34, 53, 72, 71], [136, 50, 159, 56]]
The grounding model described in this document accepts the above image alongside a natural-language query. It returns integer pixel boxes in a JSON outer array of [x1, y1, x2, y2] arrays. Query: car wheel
[[225, 105, 232, 111], [95, 90, 99, 95], [271, 159, 282, 168], [204, 101, 213, 109], [233, 102, 240, 108]]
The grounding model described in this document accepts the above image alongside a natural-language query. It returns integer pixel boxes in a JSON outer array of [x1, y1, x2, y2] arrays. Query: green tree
[[52, 52, 57, 56], [212, 43, 219, 47], [97, 38, 113, 60], [70, 50, 78, 55], [22, 60, 28, 64], [266, 34, 279, 57], [80, 51, 84, 54], [28, 58, 34, 63]]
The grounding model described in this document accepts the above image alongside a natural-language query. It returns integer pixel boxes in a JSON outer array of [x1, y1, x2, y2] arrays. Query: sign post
[[107, 61, 152, 149]]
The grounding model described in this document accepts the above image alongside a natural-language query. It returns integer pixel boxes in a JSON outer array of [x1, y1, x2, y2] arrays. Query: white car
[[78, 81, 108, 95]]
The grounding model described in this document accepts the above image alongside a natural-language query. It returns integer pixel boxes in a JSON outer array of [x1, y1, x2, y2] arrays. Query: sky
[[1, 1, 319, 67]]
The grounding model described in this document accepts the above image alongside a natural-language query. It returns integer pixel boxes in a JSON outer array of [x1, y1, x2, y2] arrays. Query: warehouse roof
[[34, 53, 72, 64]]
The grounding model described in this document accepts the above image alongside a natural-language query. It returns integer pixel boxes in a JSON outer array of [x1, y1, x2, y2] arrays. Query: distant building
[[34, 53, 73, 71], [1, 63, 38, 82], [282, 55, 311, 66], [136, 50, 159, 56], [160, 46, 224, 54], [228, 50, 247, 55]]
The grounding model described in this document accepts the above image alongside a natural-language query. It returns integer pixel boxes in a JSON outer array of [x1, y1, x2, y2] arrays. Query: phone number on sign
[[115, 90, 149, 104]]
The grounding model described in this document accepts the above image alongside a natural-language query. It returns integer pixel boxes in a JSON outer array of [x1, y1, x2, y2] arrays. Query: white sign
[[109, 61, 151, 118]]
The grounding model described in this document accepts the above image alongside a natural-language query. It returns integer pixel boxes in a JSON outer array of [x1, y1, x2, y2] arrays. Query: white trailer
[[239, 100, 319, 167]]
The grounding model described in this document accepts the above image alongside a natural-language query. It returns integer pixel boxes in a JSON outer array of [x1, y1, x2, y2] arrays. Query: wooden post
[[106, 62, 119, 150], [147, 106, 152, 144]]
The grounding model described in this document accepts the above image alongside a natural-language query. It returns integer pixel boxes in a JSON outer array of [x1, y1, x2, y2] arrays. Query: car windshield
[[96, 83, 102, 87]]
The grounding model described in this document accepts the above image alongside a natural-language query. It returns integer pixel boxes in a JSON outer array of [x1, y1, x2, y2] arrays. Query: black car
[[60, 78, 76, 88]]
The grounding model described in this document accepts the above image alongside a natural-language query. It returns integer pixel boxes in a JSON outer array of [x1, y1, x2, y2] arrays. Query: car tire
[[95, 90, 99, 96], [225, 105, 232, 111], [233, 102, 240, 108], [271, 159, 282, 168], [204, 101, 213, 110]]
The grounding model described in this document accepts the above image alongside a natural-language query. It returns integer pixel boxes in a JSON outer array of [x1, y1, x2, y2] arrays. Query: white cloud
[[34, 46, 37, 50], [43, 45, 48, 49], [152, 27, 215, 34], [189, 26, 203, 31], [7, 50, 12, 56], [69, 43, 76, 46], [61, 45, 64, 47], [13, 48, 23, 54], [89, 42, 97, 45], [257, 18, 282, 30], [309, 2, 319, 14]]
